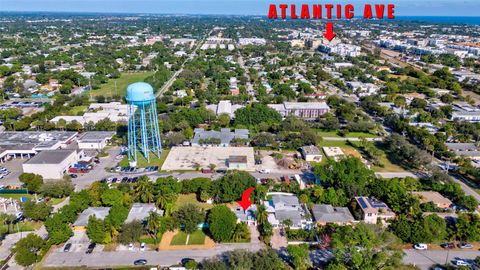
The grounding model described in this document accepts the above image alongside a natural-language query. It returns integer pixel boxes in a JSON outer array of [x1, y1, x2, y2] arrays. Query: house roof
[[301, 145, 321, 155], [411, 191, 453, 207], [73, 207, 111, 226], [78, 131, 115, 143], [311, 204, 355, 223], [125, 203, 163, 223], [275, 209, 303, 226], [271, 194, 300, 207], [191, 128, 249, 145]]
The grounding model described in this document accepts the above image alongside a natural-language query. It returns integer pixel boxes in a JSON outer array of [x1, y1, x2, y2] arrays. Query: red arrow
[[238, 187, 255, 211], [323, 22, 336, 42]]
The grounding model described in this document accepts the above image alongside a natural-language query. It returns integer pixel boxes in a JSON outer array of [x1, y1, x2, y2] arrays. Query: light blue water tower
[[126, 82, 162, 166]]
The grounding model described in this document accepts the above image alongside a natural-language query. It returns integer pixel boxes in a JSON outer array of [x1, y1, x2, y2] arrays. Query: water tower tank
[[126, 82, 155, 105], [126, 82, 162, 165]]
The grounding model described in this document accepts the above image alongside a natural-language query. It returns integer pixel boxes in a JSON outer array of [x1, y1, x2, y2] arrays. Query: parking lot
[[0, 159, 25, 187], [161, 146, 255, 171]]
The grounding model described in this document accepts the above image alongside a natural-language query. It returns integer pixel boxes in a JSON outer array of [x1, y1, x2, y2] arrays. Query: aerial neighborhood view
[[1, 0, 480, 269]]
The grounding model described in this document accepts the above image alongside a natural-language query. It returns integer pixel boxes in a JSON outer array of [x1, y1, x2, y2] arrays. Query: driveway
[[270, 228, 288, 250]]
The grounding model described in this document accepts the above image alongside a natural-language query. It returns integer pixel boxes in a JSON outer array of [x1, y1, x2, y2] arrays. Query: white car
[[454, 259, 470, 266], [140, 242, 145, 251], [259, 169, 271, 174], [128, 243, 134, 251], [413, 243, 427, 250]]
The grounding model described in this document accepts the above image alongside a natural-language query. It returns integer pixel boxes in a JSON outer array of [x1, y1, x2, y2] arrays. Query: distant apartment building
[[319, 43, 361, 57], [238, 38, 266, 46], [207, 100, 244, 119], [191, 128, 249, 147], [268, 102, 330, 119], [50, 102, 130, 125]]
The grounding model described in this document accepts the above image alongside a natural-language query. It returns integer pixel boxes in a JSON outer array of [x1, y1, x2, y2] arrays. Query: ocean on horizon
[[396, 16, 480, 25]]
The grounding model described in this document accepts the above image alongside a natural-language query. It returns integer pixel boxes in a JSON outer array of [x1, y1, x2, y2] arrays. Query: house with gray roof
[[191, 128, 249, 147], [73, 207, 111, 231], [125, 203, 164, 223], [264, 192, 312, 229], [232, 205, 257, 226], [311, 204, 355, 226], [446, 143, 480, 160]]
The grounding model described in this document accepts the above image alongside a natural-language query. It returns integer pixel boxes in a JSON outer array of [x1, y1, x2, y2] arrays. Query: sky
[[1, 0, 479, 16]]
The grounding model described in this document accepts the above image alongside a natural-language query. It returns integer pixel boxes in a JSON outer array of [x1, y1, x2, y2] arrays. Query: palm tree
[[134, 177, 154, 203], [146, 212, 161, 244], [156, 194, 168, 210], [256, 204, 268, 225]]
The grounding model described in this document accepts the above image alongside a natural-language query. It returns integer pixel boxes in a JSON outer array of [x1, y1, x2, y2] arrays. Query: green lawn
[[173, 193, 213, 211], [119, 149, 169, 168], [170, 230, 206, 245], [49, 197, 66, 205], [315, 130, 379, 138], [90, 72, 154, 97], [170, 231, 188, 245], [188, 230, 206, 245], [67, 105, 88, 115], [0, 194, 31, 200], [317, 140, 354, 148]]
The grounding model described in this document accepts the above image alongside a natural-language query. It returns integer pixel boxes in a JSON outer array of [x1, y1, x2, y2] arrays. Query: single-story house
[[311, 204, 355, 226], [411, 191, 452, 209], [73, 207, 111, 231], [300, 145, 322, 162]]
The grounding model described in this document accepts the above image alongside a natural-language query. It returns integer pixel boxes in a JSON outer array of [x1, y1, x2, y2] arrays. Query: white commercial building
[[22, 149, 83, 179], [77, 131, 115, 150], [50, 102, 130, 125]]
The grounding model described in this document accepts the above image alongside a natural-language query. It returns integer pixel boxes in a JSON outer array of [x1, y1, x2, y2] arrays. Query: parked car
[[454, 259, 470, 266], [201, 169, 213, 174], [182, 258, 195, 266], [259, 169, 271, 174], [458, 242, 473, 249], [440, 242, 455, 249], [140, 242, 145, 251], [128, 243, 134, 250], [413, 243, 428, 250], [63, 243, 72, 252], [86, 243, 96, 254], [133, 259, 147, 265], [70, 174, 78, 178]]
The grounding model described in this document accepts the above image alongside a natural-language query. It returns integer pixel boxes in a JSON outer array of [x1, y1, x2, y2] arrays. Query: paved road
[[321, 137, 381, 141], [375, 172, 421, 179], [156, 30, 210, 99], [448, 172, 480, 203], [403, 249, 480, 270], [43, 242, 263, 268]]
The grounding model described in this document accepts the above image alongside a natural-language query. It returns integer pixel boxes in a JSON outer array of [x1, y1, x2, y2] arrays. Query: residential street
[[43, 242, 263, 268], [403, 249, 480, 270]]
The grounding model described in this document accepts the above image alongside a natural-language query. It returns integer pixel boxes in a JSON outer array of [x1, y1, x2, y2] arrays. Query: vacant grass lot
[[170, 231, 188, 245], [90, 72, 154, 97], [170, 230, 206, 245], [188, 230, 206, 245], [315, 130, 379, 138], [173, 193, 213, 211], [119, 149, 169, 169]]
